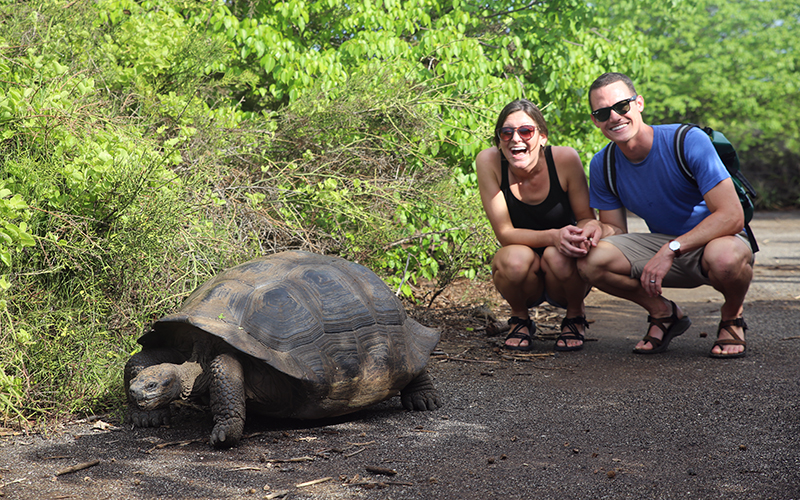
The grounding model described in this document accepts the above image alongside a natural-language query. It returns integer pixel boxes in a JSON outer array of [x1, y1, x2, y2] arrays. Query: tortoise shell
[[137, 251, 439, 411]]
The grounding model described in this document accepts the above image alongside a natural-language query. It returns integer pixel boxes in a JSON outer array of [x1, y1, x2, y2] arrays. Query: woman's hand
[[555, 225, 590, 258]]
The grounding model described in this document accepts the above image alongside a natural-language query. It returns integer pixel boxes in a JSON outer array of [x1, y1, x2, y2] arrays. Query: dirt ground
[[0, 211, 798, 500]]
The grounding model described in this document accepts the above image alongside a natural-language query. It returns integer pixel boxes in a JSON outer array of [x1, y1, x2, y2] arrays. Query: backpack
[[602, 124, 758, 252]]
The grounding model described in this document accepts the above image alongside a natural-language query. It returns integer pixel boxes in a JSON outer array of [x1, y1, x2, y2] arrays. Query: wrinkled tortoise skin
[[125, 250, 441, 448]]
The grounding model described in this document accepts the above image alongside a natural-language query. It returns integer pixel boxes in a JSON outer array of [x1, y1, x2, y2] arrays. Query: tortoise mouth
[[133, 396, 166, 410], [130, 388, 172, 410]]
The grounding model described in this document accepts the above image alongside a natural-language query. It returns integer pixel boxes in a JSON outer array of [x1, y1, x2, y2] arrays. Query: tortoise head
[[128, 363, 185, 410]]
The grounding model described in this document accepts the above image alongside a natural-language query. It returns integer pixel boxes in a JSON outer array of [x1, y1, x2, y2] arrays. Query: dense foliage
[[0, 0, 796, 425], [595, 0, 800, 207]]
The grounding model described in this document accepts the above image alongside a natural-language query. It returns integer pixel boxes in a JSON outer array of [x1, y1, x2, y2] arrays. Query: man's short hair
[[588, 73, 637, 110]]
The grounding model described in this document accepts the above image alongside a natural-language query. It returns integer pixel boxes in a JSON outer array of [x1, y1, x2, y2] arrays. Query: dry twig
[[366, 465, 398, 476], [55, 459, 100, 476], [145, 438, 205, 453], [296, 477, 333, 488], [262, 456, 315, 463]]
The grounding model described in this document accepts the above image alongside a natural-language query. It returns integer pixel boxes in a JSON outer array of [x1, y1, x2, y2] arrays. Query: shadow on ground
[[0, 212, 798, 500]]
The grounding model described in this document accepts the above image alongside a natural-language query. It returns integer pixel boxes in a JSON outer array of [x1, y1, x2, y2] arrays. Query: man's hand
[[641, 244, 675, 296], [580, 220, 605, 251]]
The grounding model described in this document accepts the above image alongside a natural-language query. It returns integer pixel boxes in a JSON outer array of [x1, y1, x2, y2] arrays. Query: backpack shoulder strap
[[603, 142, 619, 198], [674, 123, 699, 186]]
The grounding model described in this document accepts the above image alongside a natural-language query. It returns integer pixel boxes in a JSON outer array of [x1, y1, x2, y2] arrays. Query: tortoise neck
[[179, 361, 204, 399]]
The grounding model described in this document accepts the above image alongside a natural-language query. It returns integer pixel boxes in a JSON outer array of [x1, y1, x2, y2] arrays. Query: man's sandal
[[710, 318, 747, 359], [504, 316, 535, 352], [632, 300, 692, 355], [555, 316, 589, 352]]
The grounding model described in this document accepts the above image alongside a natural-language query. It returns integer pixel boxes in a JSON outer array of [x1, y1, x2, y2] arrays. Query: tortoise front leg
[[401, 370, 442, 411], [209, 353, 247, 448]]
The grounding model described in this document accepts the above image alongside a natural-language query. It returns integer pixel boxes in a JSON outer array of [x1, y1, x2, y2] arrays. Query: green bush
[[0, 0, 654, 426]]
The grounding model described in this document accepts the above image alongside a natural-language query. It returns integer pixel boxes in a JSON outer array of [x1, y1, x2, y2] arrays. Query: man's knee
[[577, 242, 624, 282], [703, 237, 753, 280]]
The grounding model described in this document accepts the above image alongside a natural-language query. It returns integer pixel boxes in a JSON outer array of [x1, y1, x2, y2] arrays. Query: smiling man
[[577, 72, 755, 358]]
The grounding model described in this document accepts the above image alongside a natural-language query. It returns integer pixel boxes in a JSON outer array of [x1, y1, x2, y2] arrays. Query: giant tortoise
[[125, 250, 442, 448]]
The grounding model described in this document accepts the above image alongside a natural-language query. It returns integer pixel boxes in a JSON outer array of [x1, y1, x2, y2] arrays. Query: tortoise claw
[[128, 406, 171, 428], [210, 423, 242, 449], [401, 371, 442, 411]]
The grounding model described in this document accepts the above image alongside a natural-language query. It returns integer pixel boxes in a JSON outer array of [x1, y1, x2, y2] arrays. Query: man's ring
[[650, 280, 656, 283]]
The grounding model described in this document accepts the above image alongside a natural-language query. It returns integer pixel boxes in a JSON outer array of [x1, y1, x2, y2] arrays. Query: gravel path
[[0, 211, 798, 500]]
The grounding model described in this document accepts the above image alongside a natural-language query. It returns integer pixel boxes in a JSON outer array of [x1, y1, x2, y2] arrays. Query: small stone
[[607, 470, 616, 479], [739, 444, 747, 451]]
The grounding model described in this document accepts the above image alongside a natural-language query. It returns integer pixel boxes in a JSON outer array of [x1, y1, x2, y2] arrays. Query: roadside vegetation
[[0, 0, 796, 427]]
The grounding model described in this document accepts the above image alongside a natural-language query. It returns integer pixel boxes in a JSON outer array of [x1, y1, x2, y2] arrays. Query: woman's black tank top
[[501, 146, 577, 254]]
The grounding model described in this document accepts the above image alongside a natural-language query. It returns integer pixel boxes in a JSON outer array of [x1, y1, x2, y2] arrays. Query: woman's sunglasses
[[498, 125, 537, 142], [591, 95, 637, 122]]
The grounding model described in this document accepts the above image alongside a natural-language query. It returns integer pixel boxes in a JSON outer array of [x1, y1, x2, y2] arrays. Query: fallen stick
[[146, 438, 206, 453], [296, 477, 332, 488], [343, 447, 366, 458], [365, 465, 397, 476], [347, 440, 376, 446], [432, 354, 499, 364], [506, 352, 555, 358], [0, 478, 25, 488], [55, 459, 100, 476], [263, 456, 315, 463], [346, 480, 414, 487]]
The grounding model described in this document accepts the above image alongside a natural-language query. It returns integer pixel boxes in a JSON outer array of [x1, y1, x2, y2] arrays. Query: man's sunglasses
[[591, 95, 637, 122], [498, 125, 537, 142]]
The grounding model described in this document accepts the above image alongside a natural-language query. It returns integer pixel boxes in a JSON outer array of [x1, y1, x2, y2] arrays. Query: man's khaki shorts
[[602, 232, 754, 289]]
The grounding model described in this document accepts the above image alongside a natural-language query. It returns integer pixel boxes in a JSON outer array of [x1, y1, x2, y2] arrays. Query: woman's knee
[[541, 247, 578, 279], [493, 245, 539, 278]]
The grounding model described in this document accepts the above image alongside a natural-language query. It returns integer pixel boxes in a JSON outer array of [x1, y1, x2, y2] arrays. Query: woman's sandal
[[555, 316, 589, 352], [504, 316, 535, 352], [710, 318, 747, 359], [632, 300, 692, 355]]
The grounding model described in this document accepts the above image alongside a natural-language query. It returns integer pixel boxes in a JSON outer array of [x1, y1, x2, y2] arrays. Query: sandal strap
[[507, 316, 534, 338], [639, 333, 662, 347], [559, 316, 588, 341], [717, 317, 747, 343], [646, 300, 679, 337], [561, 315, 589, 330], [508, 316, 531, 326]]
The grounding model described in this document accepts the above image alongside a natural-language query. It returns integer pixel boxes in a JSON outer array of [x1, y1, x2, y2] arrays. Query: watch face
[[669, 240, 680, 251]]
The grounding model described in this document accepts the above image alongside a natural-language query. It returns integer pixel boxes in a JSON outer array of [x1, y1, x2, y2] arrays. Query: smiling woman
[[475, 99, 604, 353]]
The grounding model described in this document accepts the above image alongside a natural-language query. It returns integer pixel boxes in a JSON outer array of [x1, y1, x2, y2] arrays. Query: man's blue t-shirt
[[589, 124, 730, 235]]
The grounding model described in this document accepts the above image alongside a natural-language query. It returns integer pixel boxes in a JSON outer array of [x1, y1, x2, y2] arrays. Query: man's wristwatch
[[668, 239, 682, 257]]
